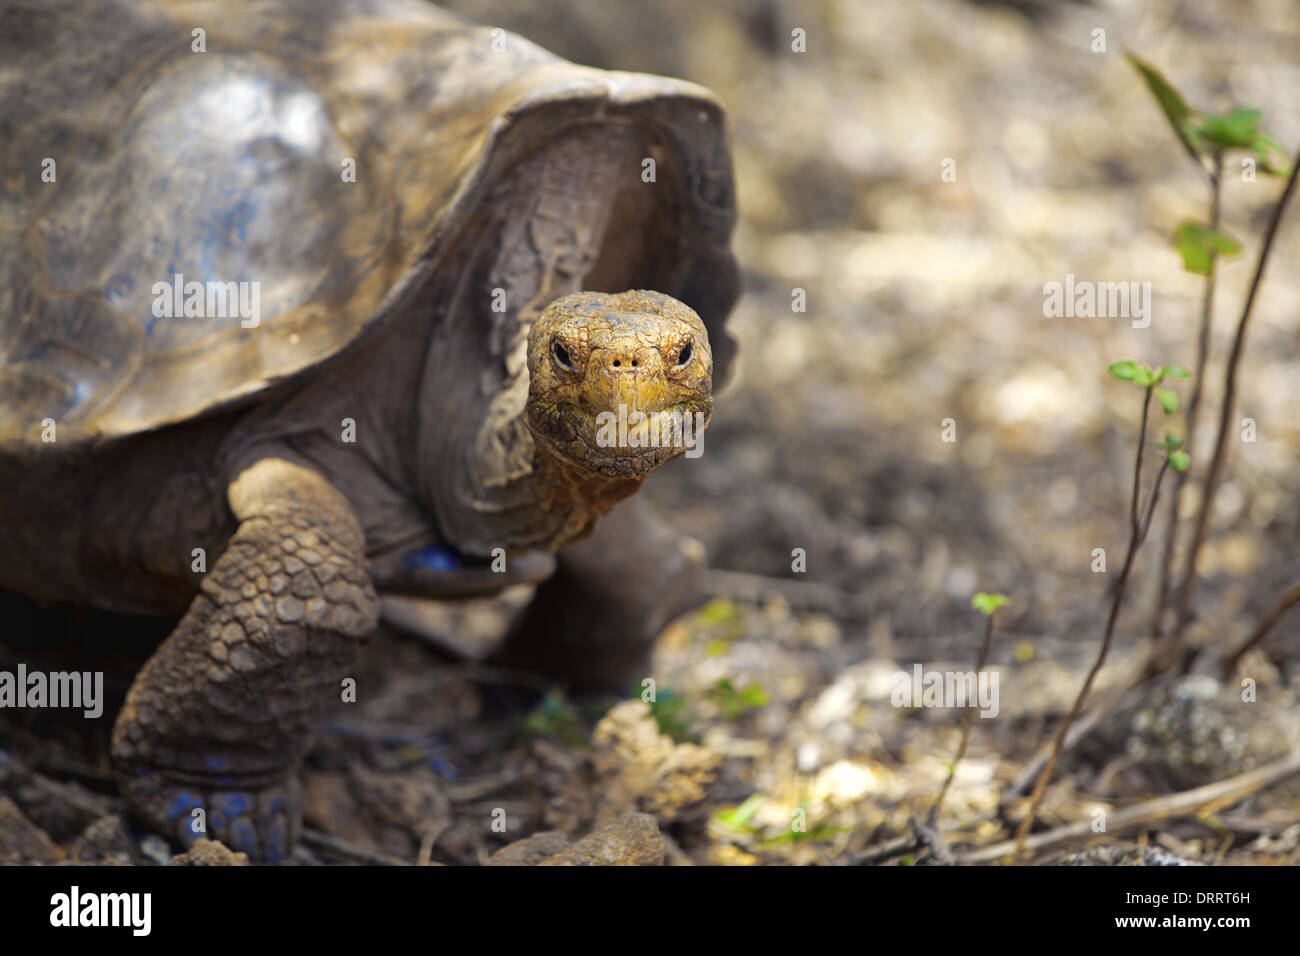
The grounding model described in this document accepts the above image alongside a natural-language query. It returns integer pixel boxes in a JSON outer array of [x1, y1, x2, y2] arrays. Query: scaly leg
[[111, 459, 378, 862]]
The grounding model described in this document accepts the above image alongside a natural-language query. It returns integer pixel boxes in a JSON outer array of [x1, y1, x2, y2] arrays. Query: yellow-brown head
[[525, 290, 713, 480]]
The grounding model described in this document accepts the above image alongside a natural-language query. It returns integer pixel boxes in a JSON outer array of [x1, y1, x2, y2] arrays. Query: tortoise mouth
[[525, 399, 711, 479]]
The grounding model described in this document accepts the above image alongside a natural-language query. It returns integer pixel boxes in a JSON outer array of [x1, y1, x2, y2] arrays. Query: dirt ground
[[3, 0, 1299, 865]]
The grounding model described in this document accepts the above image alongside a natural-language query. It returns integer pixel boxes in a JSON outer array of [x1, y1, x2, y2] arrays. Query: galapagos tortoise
[[0, 0, 738, 861]]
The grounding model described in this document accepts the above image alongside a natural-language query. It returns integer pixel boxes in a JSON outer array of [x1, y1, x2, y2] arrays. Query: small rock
[[71, 815, 139, 865], [591, 700, 720, 825], [140, 835, 174, 866], [541, 813, 664, 866], [483, 814, 665, 866], [810, 760, 877, 807], [169, 838, 249, 866], [486, 831, 571, 866], [1115, 674, 1300, 789]]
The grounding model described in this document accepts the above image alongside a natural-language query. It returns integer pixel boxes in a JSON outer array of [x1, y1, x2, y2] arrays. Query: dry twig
[[969, 749, 1300, 864]]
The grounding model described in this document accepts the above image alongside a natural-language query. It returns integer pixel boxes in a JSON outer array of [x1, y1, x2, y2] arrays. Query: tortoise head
[[525, 290, 713, 480]]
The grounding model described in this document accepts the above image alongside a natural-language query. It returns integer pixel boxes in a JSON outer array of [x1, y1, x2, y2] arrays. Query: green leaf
[[972, 592, 1010, 616], [711, 678, 770, 719], [1157, 432, 1184, 450], [1169, 451, 1191, 473], [1175, 222, 1242, 276], [1253, 132, 1292, 177], [716, 793, 764, 831], [1108, 360, 1138, 381], [1159, 365, 1191, 379], [1133, 365, 1156, 388], [1200, 108, 1261, 149], [1125, 53, 1206, 163], [1154, 388, 1179, 414], [1198, 109, 1293, 177]]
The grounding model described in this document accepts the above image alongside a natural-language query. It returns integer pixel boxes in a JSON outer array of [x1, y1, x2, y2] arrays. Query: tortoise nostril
[[607, 352, 639, 371]]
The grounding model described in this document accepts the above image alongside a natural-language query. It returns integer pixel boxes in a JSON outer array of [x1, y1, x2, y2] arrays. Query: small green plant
[[1126, 52, 1290, 180], [1004, 52, 1299, 864], [971, 592, 1009, 617], [929, 593, 1008, 826], [1107, 361, 1189, 415], [709, 677, 770, 719], [760, 801, 846, 847], [715, 793, 764, 833], [1106, 360, 1191, 532], [1016, 362, 1190, 855], [1125, 53, 1298, 655], [716, 794, 846, 847], [644, 688, 697, 743], [523, 687, 586, 748]]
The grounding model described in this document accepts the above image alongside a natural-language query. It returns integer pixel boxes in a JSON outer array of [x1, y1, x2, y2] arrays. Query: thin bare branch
[[1014, 441, 1171, 859], [1221, 580, 1300, 678], [1152, 152, 1222, 642], [1131, 389, 1152, 534], [929, 614, 996, 826], [1169, 150, 1300, 647]]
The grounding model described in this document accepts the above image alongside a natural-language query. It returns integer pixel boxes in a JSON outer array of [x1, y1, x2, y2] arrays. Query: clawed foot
[[117, 769, 302, 864]]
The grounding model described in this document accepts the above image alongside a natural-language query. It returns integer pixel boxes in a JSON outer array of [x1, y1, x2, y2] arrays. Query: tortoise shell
[[0, 0, 737, 444]]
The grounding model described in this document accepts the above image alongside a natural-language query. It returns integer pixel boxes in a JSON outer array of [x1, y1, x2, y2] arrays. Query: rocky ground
[[3, 0, 1300, 864]]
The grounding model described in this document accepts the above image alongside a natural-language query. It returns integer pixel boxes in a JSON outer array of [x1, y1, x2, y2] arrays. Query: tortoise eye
[[674, 340, 694, 367], [552, 339, 576, 371]]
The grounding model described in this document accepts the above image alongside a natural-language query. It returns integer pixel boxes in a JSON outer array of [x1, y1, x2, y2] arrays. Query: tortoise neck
[[528, 446, 644, 547]]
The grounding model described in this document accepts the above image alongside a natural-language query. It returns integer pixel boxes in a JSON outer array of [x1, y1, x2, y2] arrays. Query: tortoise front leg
[[111, 459, 378, 863]]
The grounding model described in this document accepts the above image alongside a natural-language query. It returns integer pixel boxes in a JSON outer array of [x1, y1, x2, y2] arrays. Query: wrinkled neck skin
[[529, 445, 644, 543]]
